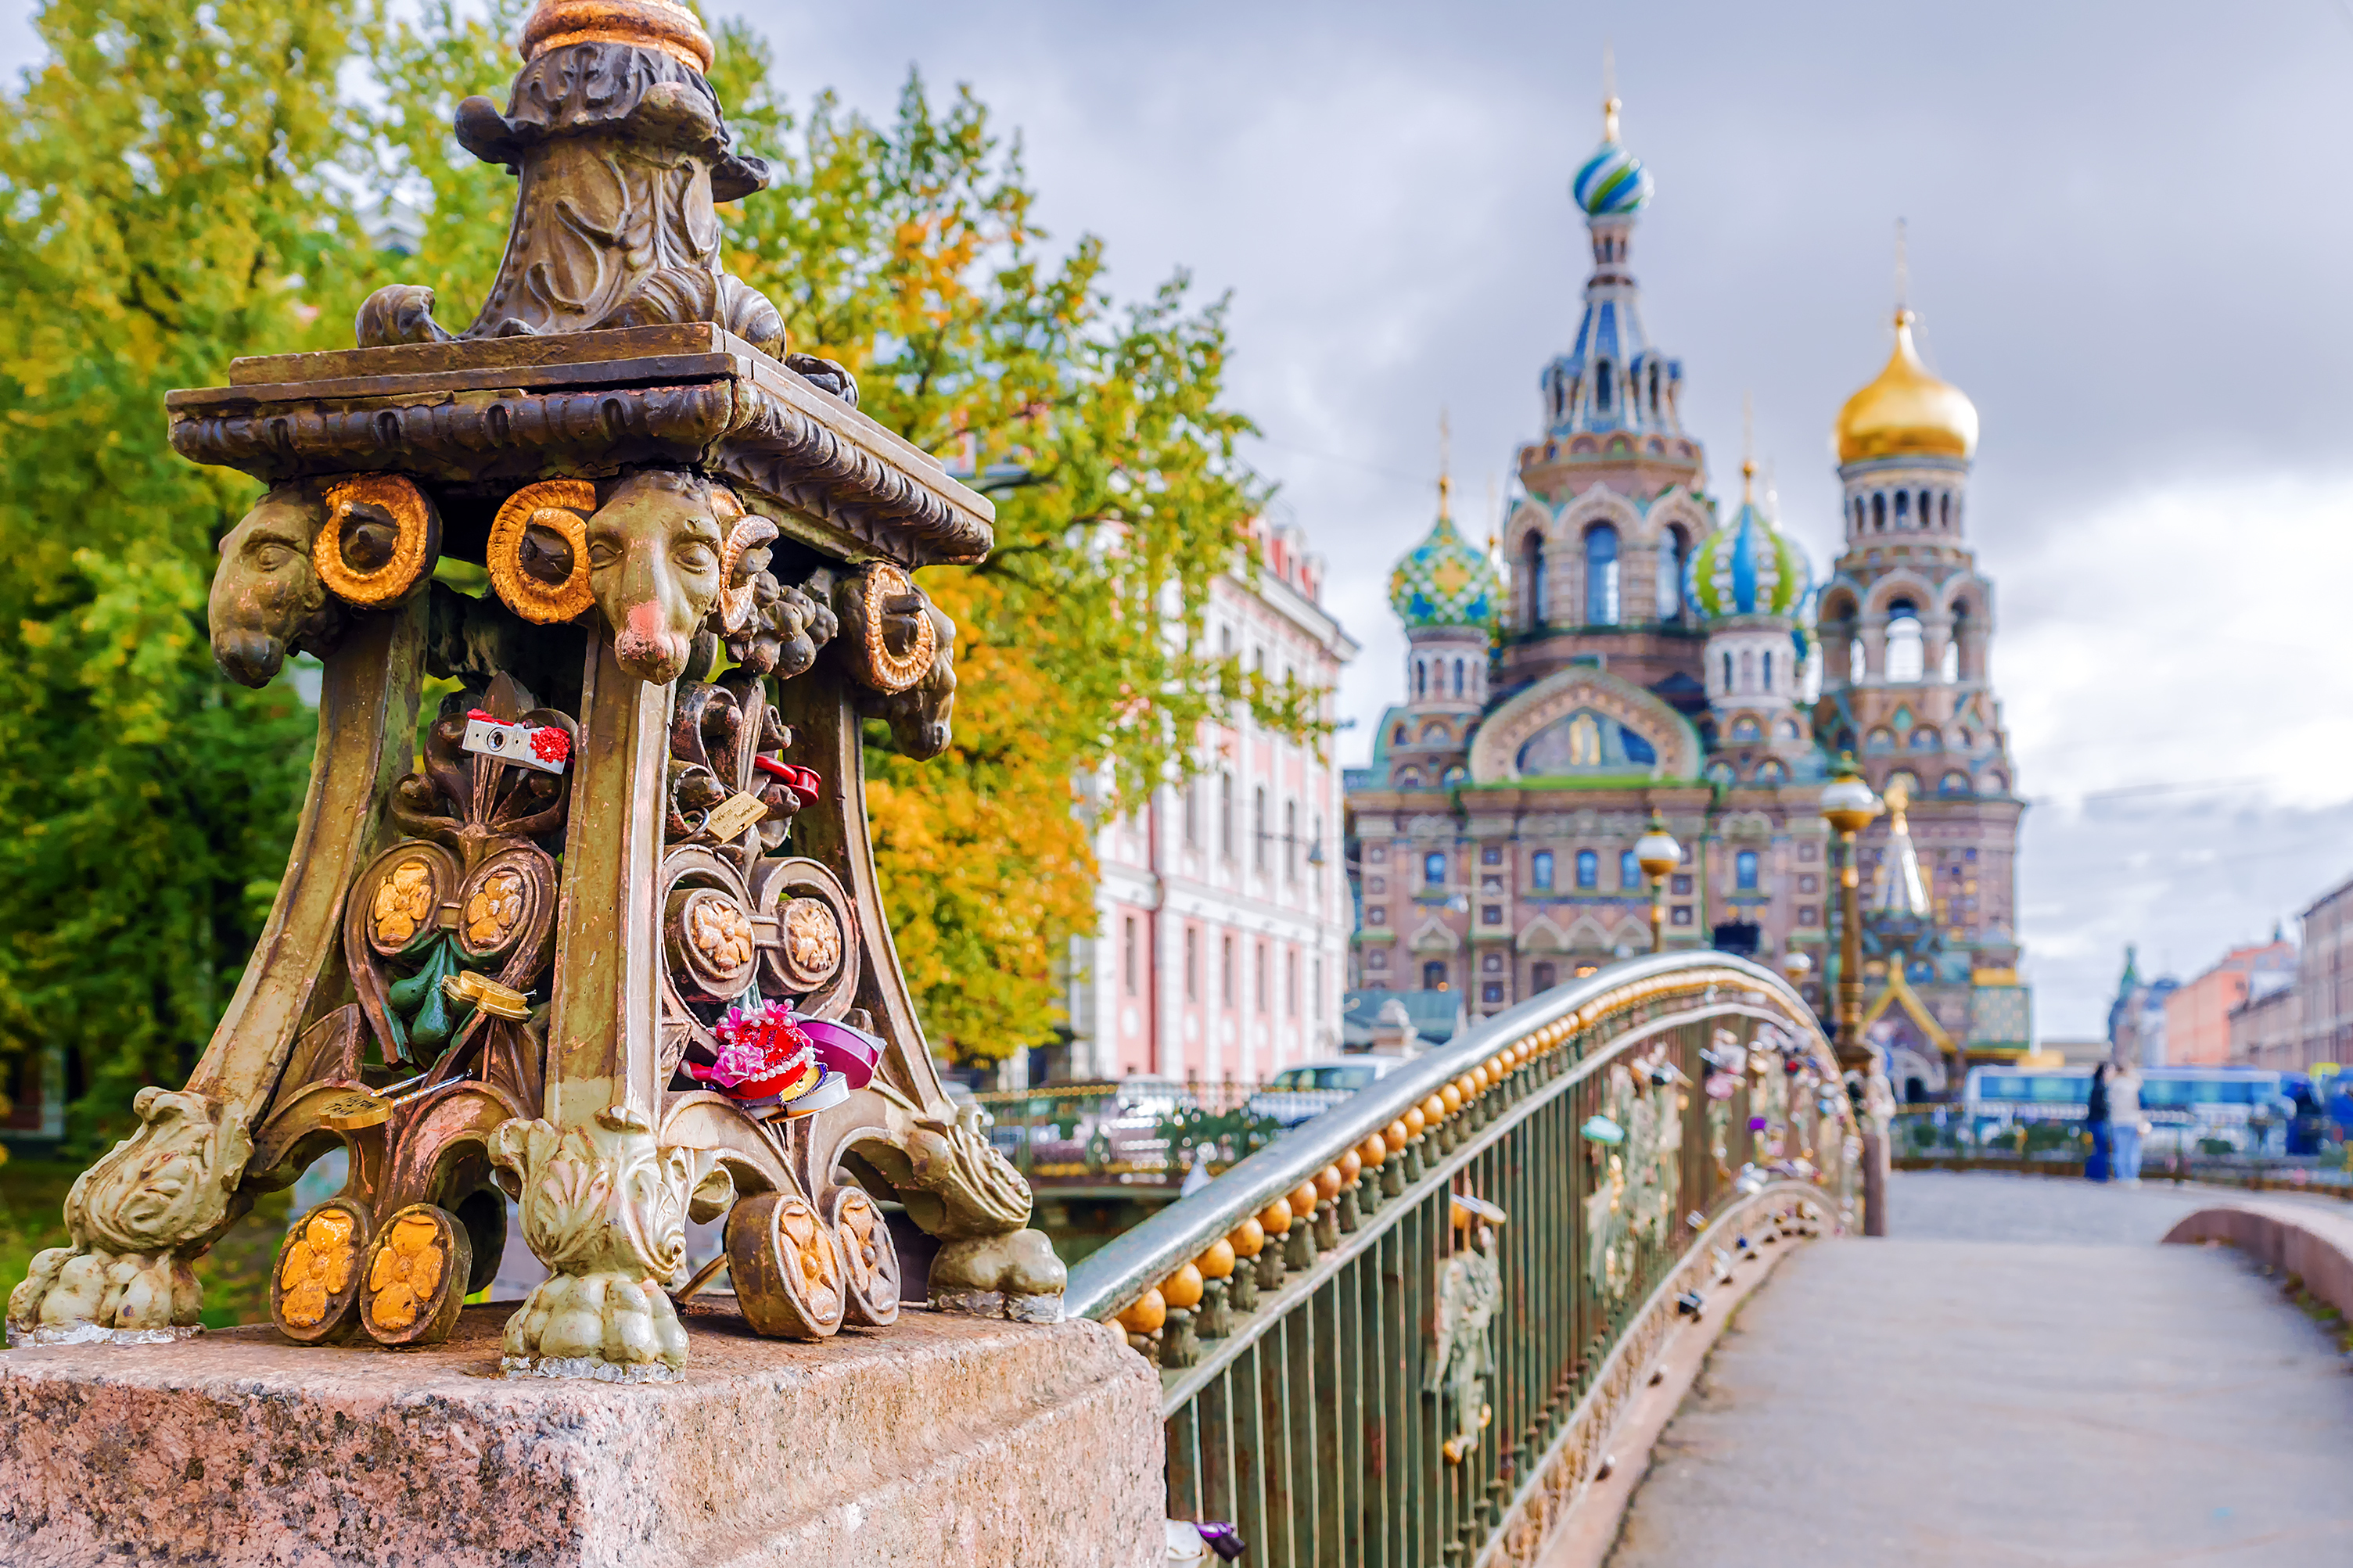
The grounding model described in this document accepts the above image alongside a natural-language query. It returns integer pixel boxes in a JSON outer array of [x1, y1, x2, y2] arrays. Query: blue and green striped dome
[[1686, 497, 1810, 619], [1572, 135, 1652, 217], [1388, 513, 1499, 630]]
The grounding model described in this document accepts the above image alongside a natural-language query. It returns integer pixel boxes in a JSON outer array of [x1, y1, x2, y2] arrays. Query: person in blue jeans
[[2110, 1062, 2146, 1185], [2085, 1063, 2112, 1182]]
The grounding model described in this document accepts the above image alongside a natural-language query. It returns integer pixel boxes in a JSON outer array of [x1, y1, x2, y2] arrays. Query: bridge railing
[[1065, 952, 1859, 1568]]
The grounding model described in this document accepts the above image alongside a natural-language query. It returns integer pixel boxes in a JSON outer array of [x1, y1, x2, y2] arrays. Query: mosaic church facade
[[1342, 95, 2031, 1097]]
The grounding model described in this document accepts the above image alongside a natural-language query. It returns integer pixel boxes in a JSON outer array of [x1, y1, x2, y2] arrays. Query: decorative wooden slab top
[[167, 325, 994, 569]]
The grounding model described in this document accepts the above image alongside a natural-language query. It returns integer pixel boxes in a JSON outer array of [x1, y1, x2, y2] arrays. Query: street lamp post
[[1819, 754, 1887, 1236], [1817, 759, 1881, 1069], [1635, 811, 1682, 955]]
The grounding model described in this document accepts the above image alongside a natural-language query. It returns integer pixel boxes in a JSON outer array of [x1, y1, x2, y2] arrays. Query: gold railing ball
[[1421, 1093, 1447, 1125], [1337, 1149, 1363, 1182], [1361, 1132, 1391, 1168], [1230, 1216, 1268, 1258], [1468, 1064, 1491, 1094], [1439, 1085, 1464, 1117], [1116, 1286, 1166, 1336], [1316, 1165, 1344, 1201], [1258, 1200, 1293, 1236], [1197, 1237, 1237, 1279], [1404, 1107, 1428, 1138], [1161, 1262, 1205, 1312], [1289, 1180, 1322, 1218]]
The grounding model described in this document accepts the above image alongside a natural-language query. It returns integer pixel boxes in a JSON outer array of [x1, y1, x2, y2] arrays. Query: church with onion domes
[[1345, 88, 2030, 1098]]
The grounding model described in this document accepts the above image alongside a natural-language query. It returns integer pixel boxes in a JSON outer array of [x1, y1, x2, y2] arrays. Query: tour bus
[[1959, 1065, 2305, 1156]]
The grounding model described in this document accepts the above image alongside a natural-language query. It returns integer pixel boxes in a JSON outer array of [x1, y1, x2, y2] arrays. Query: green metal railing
[[1066, 952, 1859, 1567]]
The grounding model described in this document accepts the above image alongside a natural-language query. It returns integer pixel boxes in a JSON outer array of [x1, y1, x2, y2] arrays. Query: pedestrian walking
[[2110, 1060, 2147, 1186], [2085, 1062, 2112, 1182]]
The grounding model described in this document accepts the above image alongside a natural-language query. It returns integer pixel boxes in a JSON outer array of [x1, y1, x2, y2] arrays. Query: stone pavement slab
[[1608, 1178, 2353, 1567]]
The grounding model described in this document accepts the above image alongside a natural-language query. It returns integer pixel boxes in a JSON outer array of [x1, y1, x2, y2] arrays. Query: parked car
[[1017, 1075, 1198, 1175], [1247, 1055, 1407, 1128]]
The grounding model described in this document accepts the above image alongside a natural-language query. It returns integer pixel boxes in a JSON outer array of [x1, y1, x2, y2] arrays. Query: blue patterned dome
[[1572, 103, 1653, 217], [1686, 477, 1810, 619], [1388, 511, 1499, 630]]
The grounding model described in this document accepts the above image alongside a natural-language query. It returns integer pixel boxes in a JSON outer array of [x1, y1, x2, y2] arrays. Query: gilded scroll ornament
[[778, 898, 842, 990], [272, 1199, 371, 1343], [487, 479, 598, 625], [727, 1189, 845, 1340], [360, 1204, 472, 1346], [315, 474, 440, 607], [830, 1186, 900, 1327], [371, 856, 440, 949], [464, 868, 527, 950]]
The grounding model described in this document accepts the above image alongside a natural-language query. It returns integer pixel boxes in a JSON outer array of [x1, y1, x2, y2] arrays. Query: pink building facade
[[2164, 939, 2294, 1065], [1062, 522, 1359, 1083]]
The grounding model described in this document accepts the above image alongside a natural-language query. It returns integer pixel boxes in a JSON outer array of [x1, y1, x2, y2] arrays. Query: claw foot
[[7, 1246, 201, 1346], [929, 1227, 1066, 1322], [500, 1269, 687, 1381]]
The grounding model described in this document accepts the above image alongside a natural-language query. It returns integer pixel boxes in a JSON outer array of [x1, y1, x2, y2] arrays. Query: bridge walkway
[[1604, 1172, 2353, 1567]]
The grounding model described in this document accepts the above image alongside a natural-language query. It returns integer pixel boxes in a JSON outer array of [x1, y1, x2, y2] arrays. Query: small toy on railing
[[461, 709, 570, 774]]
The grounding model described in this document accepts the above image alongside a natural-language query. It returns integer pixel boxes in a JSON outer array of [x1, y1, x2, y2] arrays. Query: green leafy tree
[[0, 0, 365, 1152]]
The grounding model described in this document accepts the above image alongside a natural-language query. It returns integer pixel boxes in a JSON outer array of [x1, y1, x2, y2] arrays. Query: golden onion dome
[[1835, 310, 1978, 465]]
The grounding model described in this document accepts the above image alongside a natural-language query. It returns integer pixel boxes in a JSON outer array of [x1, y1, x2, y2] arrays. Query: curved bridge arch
[[1067, 951, 1859, 1568]]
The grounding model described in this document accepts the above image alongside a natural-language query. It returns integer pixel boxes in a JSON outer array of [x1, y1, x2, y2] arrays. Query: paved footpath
[[1606, 1172, 2353, 1567]]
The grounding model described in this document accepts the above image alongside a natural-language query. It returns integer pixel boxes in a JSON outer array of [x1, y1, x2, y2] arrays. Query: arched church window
[[1730, 716, 1762, 742], [1885, 599, 1925, 682], [1647, 361, 1661, 418], [1584, 525, 1620, 623], [1736, 851, 1759, 891], [1392, 723, 1407, 746], [1848, 638, 1866, 682], [1657, 527, 1686, 619], [1424, 851, 1447, 885], [1778, 717, 1802, 740], [1872, 492, 1887, 530], [1532, 850, 1554, 890], [1756, 759, 1787, 783], [1910, 727, 1940, 750], [1940, 771, 1970, 795], [1763, 650, 1775, 691], [1739, 648, 1755, 691], [1452, 658, 1464, 698], [1866, 728, 1895, 753], [1705, 760, 1736, 784], [1420, 720, 1450, 744], [1853, 497, 1866, 532], [1523, 535, 1547, 629], [1596, 362, 1614, 413], [1983, 770, 2008, 793], [1893, 490, 1910, 526], [1394, 767, 1422, 787], [1575, 850, 1599, 889], [1938, 492, 1952, 529], [1721, 651, 1734, 691], [1920, 490, 1933, 523], [1620, 849, 1641, 888], [1939, 640, 1959, 684]]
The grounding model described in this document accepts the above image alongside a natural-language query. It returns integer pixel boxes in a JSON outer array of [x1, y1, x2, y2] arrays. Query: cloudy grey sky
[[10, 0, 2350, 1036]]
